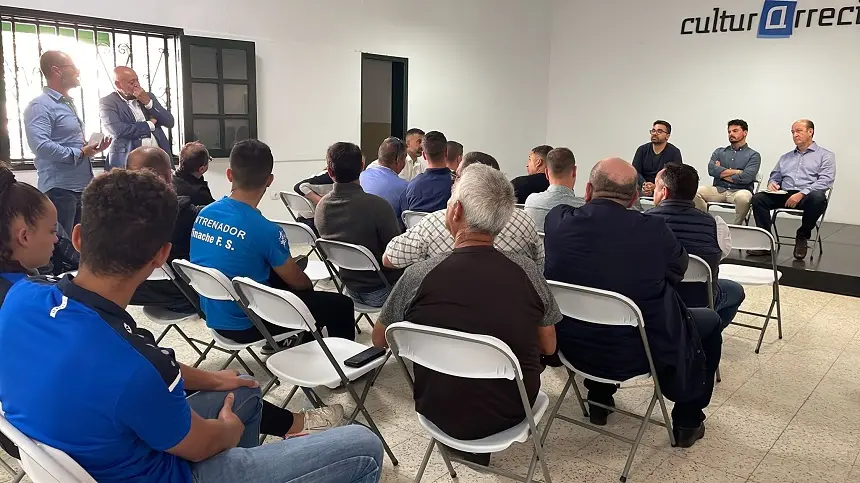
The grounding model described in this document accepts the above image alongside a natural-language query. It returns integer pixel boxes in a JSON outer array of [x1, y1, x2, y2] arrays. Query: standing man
[[632, 120, 683, 196], [367, 128, 426, 181], [24, 50, 111, 237], [511, 145, 552, 204], [99, 66, 175, 170], [750, 120, 835, 260], [694, 120, 761, 224]]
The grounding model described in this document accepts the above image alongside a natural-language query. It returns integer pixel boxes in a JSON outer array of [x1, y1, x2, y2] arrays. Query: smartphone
[[344, 347, 386, 368], [88, 132, 104, 146]]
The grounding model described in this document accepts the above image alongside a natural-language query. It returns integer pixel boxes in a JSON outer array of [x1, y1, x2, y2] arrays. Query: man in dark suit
[[99, 66, 174, 170], [543, 157, 723, 448]]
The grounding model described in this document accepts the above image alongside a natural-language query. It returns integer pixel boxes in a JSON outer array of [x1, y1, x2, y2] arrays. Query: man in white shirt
[[99, 66, 175, 170], [368, 128, 425, 181], [524, 147, 585, 231]]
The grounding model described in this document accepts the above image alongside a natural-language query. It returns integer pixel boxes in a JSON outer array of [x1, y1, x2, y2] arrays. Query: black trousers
[[585, 308, 723, 429], [751, 190, 828, 240]]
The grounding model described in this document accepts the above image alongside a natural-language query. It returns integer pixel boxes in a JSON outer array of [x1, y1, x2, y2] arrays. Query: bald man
[[99, 66, 175, 170], [543, 157, 723, 448]]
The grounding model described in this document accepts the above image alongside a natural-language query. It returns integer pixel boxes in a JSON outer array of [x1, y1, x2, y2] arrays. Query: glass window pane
[[222, 48, 247, 80], [194, 119, 221, 149], [190, 45, 218, 79], [223, 84, 248, 114], [225, 119, 250, 151], [191, 83, 219, 114]]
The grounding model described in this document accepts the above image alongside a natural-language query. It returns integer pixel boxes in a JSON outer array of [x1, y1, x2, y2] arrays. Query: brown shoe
[[793, 237, 809, 260]]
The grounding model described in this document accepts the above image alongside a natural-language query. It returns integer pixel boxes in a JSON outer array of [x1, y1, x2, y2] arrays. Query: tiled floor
[[2, 283, 859, 482]]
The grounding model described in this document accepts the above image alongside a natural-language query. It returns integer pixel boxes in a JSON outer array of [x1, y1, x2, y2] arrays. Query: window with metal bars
[[0, 7, 183, 169]]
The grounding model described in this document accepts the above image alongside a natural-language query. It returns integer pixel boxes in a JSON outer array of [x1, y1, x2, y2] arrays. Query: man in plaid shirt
[[383, 152, 544, 270]]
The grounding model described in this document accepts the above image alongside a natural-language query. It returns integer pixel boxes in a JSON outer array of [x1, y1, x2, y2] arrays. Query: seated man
[[384, 152, 544, 270], [367, 128, 426, 181], [173, 141, 216, 206], [128, 147, 201, 313], [360, 136, 408, 224], [632, 120, 683, 197], [750, 119, 835, 260], [445, 140, 463, 175], [402, 131, 453, 213], [372, 163, 561, 442], [649, 164, 745, 329], [511, 145, 552, 204], [544, 157, 722, 448], [694, 120, 761, 224], [191, 140, 356, 343], [524, 147, 584, 231], [0, 169, 381, 483], [316, 142, 403, 307]]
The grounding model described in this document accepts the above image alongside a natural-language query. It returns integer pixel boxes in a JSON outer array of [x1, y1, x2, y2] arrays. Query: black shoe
[[441, 445, 490, 467], [747, 249, 771, 257], [588, 398, 615, 426], [672, 424, 705, 448], [260, 340, 288, 355], [793, 237, 809, 260]]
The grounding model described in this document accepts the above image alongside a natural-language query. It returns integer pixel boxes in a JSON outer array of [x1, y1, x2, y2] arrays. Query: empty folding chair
[[401, 210, 429, 229], [541, 281, 674, 483], [231, 277, 398, 465], [278, 191, 316, 222], [771, 186, 832, 259], [718, 225, 782, 353], [682, 255, 721, 383], [315, 239, 391, 333], [272, 220, 338, 288], [385, 321, 552, 483], [705, 176, 761, 225], [171, 259, 301, 392]]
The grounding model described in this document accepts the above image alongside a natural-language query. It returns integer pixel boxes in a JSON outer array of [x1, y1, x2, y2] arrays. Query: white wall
[[547, 0, 860, 224], [14, 0, 552, 182]]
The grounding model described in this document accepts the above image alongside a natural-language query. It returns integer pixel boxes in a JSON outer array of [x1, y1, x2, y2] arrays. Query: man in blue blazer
[[99, 66, 174, 170]]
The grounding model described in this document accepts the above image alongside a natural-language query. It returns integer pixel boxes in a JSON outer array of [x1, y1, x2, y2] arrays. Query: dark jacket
[[511, 173, 550, 204], [544, 199, 707, 400], [173, 170, 215, 206], [632, 142, 683, 185], [646, 200, 721, 309], [99, 91, 174, 170]]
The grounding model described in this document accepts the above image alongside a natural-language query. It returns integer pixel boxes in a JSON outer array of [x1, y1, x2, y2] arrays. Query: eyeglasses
[[649, 129, 668, 135]]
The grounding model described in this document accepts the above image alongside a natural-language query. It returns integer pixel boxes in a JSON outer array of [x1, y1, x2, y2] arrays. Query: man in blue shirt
[[0, 169, 383, 483], [402, 131, 453, 213], [750, 119, 835, 260], [191, 139, 355, 343], [360, 136, 408, 224], [23, 51, 111, 236]]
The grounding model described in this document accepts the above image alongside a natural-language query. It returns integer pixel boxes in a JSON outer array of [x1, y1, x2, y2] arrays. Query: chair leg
[[755, 298, 777, 354], [233, 353, 256, 376], [541, 373, 573, 445], [771, 212, 780, 246], [414, 439, 436, 483], [716, 366, 722, 383], [344, 381, 398, 466], [530, 430, 553, 483], [656, 388, 675, 446], [353, 313, 363, 335], [154, 324, 173, 344], [280, 385, 300, 409], [569, 373, 590, 418], [218, 351, 238, 370], [174, 325, 205, 356], [775, 283, 783, 340], [436, 443, 458, 479], [621, 394, 658, 482], [11, 471, 24, 483], [193, 339, 217, 367]]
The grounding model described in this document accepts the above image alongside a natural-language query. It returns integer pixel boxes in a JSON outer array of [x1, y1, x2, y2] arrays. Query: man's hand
[[149, 118, 158, 127], [642, 182, 655, 196], [211, 369, 259, 391], [768, 182, 780, 192], [714, 161, 721, 167], [133, 86, 151, 106], [218, 393, 245, 449], [81, 136, 112, 159], [721, 169, 740, 179], [786, 192, 805, 208]]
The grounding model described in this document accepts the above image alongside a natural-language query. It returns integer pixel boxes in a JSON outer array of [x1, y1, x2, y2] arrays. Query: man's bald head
[[113, 66, 142, 99], [586, 157, 639, 206], [39, 51, 79, 90], [127, 147, 173, 184]]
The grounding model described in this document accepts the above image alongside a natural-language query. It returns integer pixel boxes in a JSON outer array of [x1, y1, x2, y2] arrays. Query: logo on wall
[[680, 0, 860, 37]]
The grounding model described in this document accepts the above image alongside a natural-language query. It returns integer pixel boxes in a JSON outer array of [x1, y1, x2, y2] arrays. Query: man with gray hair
[[372, 163, 561, 444], [544, 157, 723, 448]]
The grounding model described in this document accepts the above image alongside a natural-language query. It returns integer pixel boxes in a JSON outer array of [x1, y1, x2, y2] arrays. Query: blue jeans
[[187, 385, 383, 483], [715, 279, 745, 329], [46, 188, 82, 238], [345, 286, 391, 308]]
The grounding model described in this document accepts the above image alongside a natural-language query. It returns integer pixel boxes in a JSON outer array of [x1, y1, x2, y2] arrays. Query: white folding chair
[[639, 196, 655, 210], [514, 203, 526, 210], [771, 186, 832, 259], [231, 277, 398, 465], [541, 281, 674, 483], [385, 322, 552, 483], [718, 225, 782, 353], [682, 255, 721, 383], [0, 410, 94, 483], [171, 259, 300, 392], [401, 210, 429, 229], [272, 220, 338, 288], [315, 239, 391, 333], [705, 175, 761, 225], [279, 191, 315, 221]]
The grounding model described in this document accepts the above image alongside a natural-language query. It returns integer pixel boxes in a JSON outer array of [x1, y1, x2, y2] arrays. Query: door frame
[[361, 53, 408, 140]]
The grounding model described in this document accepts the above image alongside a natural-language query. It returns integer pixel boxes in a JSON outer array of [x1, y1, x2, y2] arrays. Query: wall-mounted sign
[[681, 0, 860, 37]]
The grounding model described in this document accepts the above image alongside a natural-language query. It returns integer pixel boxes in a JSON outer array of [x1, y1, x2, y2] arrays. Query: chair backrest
[[524, 206, 550, 232], [279, 191, 315, 220], [401, 210, 429, 229], [547, 281, 643, 328], [171, 259, 239, 301], [232, 277, 315, 332], [683, 255, 712, 284], [316, 239, 381, 272], [385, 322, 522, 381], [640, 196, 655, 209], [725, 225, 775, 251], [272, 220, 317, 247], [0, 413, 94, 483]]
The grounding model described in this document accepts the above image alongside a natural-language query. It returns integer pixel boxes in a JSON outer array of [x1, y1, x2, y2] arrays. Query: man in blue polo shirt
[[360, 136, 408, 224], [402, 131, 453, 213], [0, 169, 383, 483]]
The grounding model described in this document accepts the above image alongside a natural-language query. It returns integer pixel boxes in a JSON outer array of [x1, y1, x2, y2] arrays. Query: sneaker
[[301, 404, 345, 434]]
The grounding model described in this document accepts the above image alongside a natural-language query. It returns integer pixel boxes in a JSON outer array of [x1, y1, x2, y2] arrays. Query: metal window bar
[[0, 8, 182, 168]]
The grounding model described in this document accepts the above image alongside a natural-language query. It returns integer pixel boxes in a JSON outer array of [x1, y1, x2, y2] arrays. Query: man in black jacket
[[544, 157, 722, 448], [511, 145, 552, 204], [173, 141, 216, 206]]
